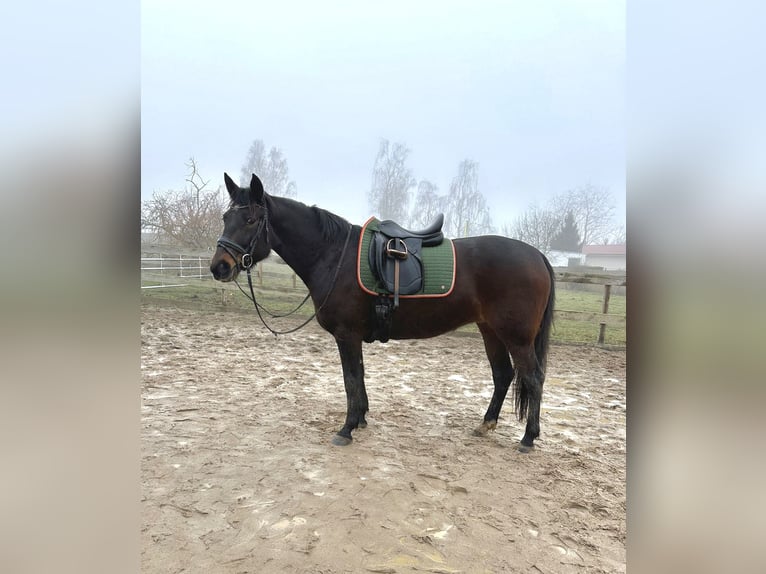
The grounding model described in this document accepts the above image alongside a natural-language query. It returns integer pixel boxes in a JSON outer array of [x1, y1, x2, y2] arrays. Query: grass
[[556, 288, 625, 314], [553, 287, 626, 346], [141, 260, 626, 347], [552, 317, 625, 347]]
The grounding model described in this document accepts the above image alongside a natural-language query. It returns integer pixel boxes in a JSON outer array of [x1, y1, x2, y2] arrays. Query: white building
[[547, 250, 584, 268], [582, 244, 626, 271]]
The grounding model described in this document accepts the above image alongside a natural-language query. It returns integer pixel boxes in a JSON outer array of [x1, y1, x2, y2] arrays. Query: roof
[[582, 244, 626, 256]]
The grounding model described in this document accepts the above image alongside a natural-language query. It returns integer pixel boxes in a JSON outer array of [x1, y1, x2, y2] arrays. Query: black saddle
[[376, 213, 444, 246], [368, 214, 445, 311]]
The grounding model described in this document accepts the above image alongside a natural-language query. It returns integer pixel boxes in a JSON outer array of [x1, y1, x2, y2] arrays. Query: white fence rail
[[141, 254, 211, 289]]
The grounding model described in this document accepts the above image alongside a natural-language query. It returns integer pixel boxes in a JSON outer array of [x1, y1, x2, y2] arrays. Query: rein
[[244, 224, 353, 336], [233, 280, 312, 318], [217, 204, 353, 336]]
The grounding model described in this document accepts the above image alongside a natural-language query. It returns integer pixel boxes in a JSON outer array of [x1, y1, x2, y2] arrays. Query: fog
[[141, 0, 625, 228], [4, 2, 766, 573]]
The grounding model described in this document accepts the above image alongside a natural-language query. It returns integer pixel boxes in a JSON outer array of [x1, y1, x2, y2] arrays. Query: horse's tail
[[535, 253, 556, 372], [515, 252, 555, 421]]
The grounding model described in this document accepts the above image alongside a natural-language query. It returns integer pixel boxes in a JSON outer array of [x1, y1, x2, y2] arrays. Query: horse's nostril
[[211, 260, 230, 279]]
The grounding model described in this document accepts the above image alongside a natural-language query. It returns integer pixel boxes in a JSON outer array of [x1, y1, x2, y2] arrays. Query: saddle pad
[[357, 217, 456, 298]]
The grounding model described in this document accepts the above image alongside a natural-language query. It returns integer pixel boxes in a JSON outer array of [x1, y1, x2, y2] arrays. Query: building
[[582, 244, 626, 271], [547, 250, 584, 268]]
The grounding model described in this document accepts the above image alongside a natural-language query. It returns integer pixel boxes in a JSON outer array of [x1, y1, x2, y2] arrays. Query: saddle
[[368, 214, 445, 310]]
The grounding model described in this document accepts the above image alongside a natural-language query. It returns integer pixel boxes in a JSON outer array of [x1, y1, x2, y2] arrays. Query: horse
[[210, 173, 555, 450]]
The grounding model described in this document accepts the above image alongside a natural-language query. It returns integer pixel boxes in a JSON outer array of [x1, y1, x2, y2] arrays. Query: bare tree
[[240, 139, 297, 198], [409, 179, 444, 229], [369, 139, 416, 221], [503, 183, 621, 254], [141, 158, 227, 248], [444, 159, 493, 237], [506, 204, 562, 256], [605, 224, 626, 245], [552, 183, 617, 247], [185, 157, 208, 209]]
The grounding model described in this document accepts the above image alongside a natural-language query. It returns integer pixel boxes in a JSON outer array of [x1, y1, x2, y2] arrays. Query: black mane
[[311, 205, 351, 242]]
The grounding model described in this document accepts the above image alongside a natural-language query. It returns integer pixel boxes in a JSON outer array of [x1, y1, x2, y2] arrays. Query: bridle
[[214, 201, 353, 336], [216, 203, 269, 271]]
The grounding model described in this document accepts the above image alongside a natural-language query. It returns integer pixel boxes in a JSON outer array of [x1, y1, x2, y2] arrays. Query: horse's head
[[210, 173, 272, 282]]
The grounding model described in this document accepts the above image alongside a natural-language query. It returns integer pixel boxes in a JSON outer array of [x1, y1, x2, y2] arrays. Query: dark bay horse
[[210, 173, 555, 450]]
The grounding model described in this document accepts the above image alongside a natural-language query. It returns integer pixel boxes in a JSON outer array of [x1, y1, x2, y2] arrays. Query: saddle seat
[[377, 213, 444, 247]]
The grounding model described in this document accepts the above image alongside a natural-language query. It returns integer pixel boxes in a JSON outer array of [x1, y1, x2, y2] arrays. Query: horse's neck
[[268, 197, 345, 293]]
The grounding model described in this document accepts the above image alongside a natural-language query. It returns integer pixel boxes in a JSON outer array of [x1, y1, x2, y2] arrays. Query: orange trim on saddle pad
[[356, 216, 457, 299]]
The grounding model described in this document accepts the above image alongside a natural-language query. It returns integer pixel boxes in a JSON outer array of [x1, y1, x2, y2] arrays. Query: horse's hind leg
[[508, 344, 545, 451], [474, 324, 515, 437]]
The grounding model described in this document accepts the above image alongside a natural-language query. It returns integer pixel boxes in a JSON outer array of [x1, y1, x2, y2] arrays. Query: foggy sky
[[141, 0, 625, 229]]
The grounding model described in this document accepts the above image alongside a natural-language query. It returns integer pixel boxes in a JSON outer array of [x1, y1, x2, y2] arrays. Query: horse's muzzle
[[210, 257, 237, 282]]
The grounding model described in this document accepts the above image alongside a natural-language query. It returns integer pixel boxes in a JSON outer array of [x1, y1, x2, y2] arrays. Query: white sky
[[141, 0, 625, 228]]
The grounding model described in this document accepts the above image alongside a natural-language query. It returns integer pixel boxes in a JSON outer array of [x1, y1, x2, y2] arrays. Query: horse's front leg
[[331, 336, 368, 446]]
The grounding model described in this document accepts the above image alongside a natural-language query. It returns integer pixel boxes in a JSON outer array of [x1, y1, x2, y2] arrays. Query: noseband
[[216, 203, 268, 270]]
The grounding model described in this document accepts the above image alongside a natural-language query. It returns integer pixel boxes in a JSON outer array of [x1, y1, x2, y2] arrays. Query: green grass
[[553, 287, 626, 346], [452, 287, 626, 345], [142, 261, 626, 347], [142, 278, 310, 314], [556, 287, 626, 315], [552, 317, 625, 346]]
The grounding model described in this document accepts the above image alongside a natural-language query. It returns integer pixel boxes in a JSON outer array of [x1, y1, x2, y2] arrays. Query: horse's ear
[[249, 173, 265, 204], [223, 172, 238, 200]]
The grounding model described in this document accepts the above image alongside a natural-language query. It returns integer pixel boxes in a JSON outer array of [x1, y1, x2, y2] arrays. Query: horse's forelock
[[227, 188, 262, 213]]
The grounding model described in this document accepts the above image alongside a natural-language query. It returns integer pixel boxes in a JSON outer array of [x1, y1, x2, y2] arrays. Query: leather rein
[[215, 202, 352, 336]]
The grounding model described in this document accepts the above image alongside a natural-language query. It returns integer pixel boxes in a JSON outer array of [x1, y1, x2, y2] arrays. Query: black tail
[[515, 253, 556, 421], [535, 254, 556, 371]]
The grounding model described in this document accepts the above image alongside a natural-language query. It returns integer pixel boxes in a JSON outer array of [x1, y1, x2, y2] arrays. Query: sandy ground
[[141, 303, 626, 573]]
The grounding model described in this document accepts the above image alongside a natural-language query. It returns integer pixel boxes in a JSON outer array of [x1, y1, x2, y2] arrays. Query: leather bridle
[[215, 203, 269, 270], [214, 200, 353, 336]]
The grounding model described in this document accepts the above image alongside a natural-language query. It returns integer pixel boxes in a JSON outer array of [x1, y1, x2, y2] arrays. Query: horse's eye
[[246, 218, 255, 225]]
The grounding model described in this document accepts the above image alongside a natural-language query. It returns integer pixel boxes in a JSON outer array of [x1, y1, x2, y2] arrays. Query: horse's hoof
[[517, 443, 534, 453], [331, 434, 353, 446], [359, 419, 368, 429], [473, 420, 497, 437]]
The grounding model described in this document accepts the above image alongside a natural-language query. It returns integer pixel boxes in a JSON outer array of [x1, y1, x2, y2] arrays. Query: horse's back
[[453, 235, 551, 282]]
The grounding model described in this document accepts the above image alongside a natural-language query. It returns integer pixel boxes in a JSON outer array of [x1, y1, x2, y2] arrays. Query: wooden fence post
[[597, 284, 612, 344]]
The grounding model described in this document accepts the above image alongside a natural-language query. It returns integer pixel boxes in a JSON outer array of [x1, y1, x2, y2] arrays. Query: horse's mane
[[311, 205, 351, 242]]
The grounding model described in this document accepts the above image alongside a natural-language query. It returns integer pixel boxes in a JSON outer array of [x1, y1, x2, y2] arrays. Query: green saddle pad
[[357, 217, 456, 298]]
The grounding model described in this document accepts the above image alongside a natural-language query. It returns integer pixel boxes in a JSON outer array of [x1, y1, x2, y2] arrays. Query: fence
[[140, 254, 210, 289], [141, 252, 626, 346], [553, 271, 626, 345]]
